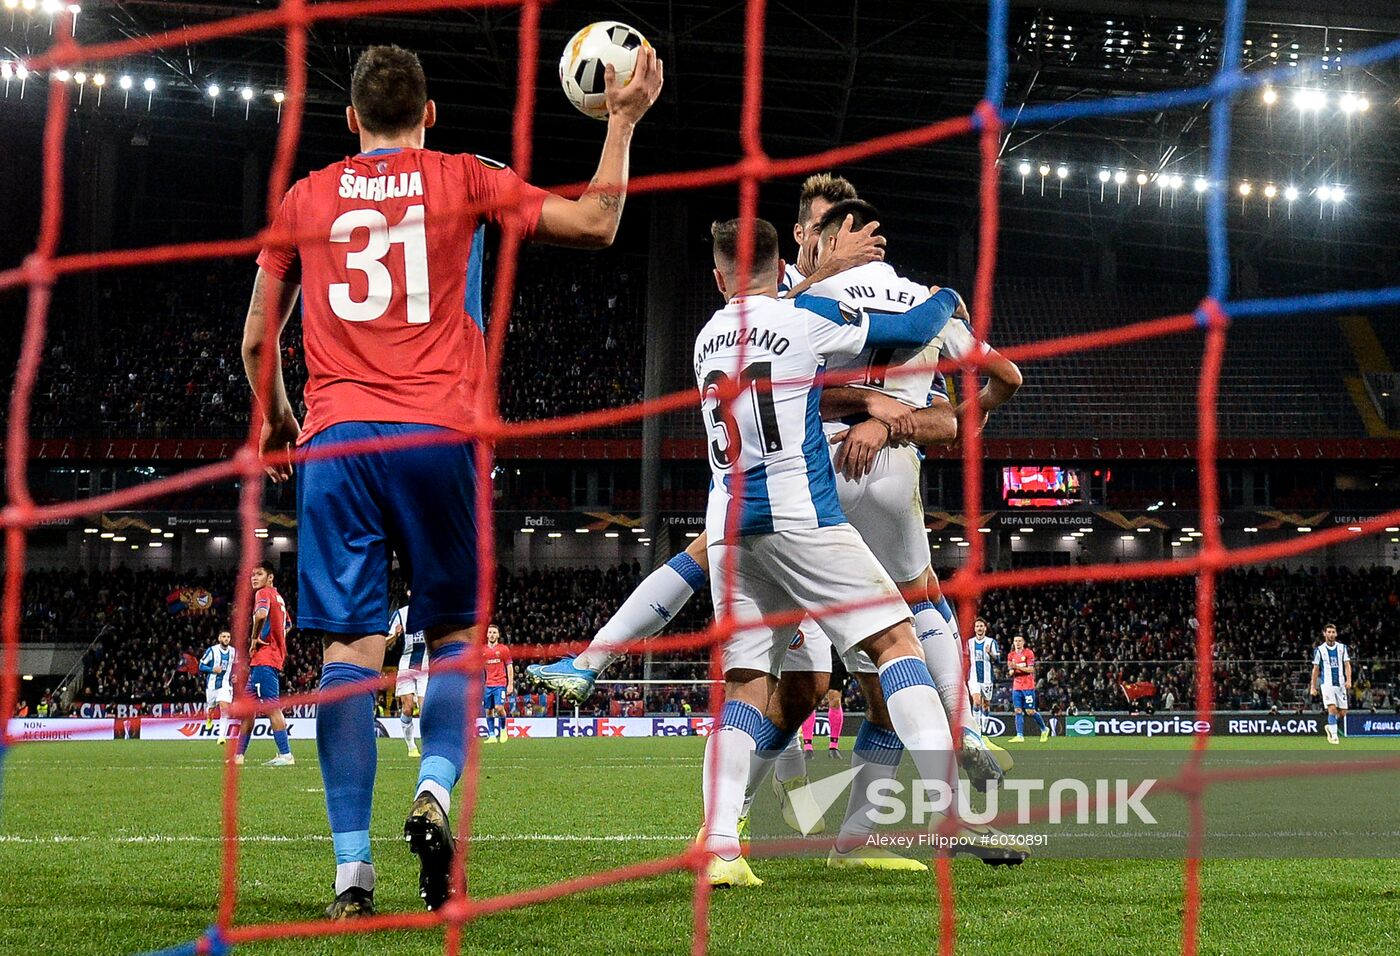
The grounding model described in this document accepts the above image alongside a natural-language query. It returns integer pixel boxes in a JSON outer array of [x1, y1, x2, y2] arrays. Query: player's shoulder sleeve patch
[[794, 293, 862, 326], [474, 154, 507, 170]]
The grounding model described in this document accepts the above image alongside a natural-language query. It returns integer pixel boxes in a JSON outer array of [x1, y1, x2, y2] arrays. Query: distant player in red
[[236, 561, 295, 765], [243, 44, 662, 918], [1007, 635, 1048, 742], [481, 625, 515, 744]]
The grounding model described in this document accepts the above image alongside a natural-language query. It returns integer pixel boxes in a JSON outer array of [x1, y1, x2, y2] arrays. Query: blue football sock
[[1328, 713, 1338, 726], [934, 596, 962, 641], [1032, 711, 1047, 732], [317, 661, 380, 864], [418, 641, 470, 803], [272, 728, 291, 755], [1015, 712, 1025, 736], [236, 724, 253, 755]]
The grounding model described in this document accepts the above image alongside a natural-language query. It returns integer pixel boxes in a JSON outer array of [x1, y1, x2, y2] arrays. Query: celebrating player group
[[237, 19, 1038, 917]]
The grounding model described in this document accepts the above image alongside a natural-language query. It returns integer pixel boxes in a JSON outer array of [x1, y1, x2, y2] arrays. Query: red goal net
[[5, 2, 1400, 955]]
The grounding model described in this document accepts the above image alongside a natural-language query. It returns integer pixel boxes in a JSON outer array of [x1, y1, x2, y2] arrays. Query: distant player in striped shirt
[[199, 630, 236, 742], [1310, 623, 1351, 745], [387, 593, 429, 757], [966, 618, 1000, 736]]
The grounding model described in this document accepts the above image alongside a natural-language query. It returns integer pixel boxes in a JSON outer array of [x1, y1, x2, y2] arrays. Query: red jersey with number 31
[[1007, 648, 1036, 691], [256, 148, 549, 443]]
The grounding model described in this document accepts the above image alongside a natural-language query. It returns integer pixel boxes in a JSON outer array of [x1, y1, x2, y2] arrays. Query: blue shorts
[[297, 422, 478, 636], [1011, 689, 1037, 711], [484, 686, 507, 711], [246, 665, 282, 703]]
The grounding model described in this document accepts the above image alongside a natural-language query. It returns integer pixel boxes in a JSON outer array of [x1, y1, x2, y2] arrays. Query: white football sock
[[914, 601, 974, 737], [401, 713, 415, 751], [703, 702, 765, 859], [574, 552, 706, 673], [335, 861, 376, 896], [877, 656, 958, 814], [836, 722, 904, 852], [417, 779, 451, 817], [772, 731, 808, 783]]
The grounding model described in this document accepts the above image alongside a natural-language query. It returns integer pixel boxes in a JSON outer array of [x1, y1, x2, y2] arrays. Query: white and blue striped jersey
[[1313, 641, 1350, 689], [807, 261, 982, 413], [391, 606, 429, 674], [778, 262, 806, 296], [967, 636, 1000, 685], [200, 644, 235, 693], [695, 294, 868, 538]]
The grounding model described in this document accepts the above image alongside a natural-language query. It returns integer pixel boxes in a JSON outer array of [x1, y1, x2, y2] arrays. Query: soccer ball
[[559, 21, 649, 121]]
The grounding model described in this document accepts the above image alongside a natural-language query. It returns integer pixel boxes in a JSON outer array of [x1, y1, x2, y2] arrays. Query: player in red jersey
[[1006, 635, 1049, 742], [481, 625, 515, 744], [243, 44, 661, 920], [235, 562, 295, 765]]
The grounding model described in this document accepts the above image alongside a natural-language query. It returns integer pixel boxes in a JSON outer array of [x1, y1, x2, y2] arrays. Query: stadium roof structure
[[3, 0, 1400, 285]]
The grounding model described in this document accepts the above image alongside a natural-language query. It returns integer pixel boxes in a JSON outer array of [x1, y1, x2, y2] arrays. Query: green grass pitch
[[1, 736, 1398, 955]]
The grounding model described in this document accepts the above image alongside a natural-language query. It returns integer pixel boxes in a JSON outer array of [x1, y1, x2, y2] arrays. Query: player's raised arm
[[242, 267, 303, 482], [533, 46, 663, 249], [935, 303, 1023, 433]]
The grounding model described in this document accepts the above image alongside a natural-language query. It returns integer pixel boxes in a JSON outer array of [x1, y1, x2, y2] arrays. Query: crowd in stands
[[17, 564, 1399, 717], [15, 248, 645, 440]]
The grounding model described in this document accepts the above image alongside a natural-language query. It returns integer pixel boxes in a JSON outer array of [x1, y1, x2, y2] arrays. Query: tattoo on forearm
[[586, 177, 624, 213]]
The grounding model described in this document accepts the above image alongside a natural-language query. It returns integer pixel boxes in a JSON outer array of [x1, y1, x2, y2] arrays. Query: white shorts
[[396, 671, 429, 699], [968, 681, 994, 701], [831, 438, 930, 584], [205, 685, 233, 707], [1321, 686, 1349, 710], [708, 525, 910, 677]]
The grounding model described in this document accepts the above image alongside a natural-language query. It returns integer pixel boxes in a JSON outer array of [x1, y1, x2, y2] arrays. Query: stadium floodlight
[[1297, 526, 1312, 532], [66, 1, 77, 10], [574, 527, 589, 533], [957, 541, 970, 548], [1038, 163, 1050, 177], [1243, 527, 1258, 533], [631, 528, 646, 534], [207, 83, 219, 97], [1169, 174, 1183, 189], [20, 0, 33, 10], [1293, 88, 1325, 111], [1182, 527, 1196, 533], [0, 62, 10, 81], [1284, 185, 1299, 201], [272, 90, 284, 103], [1137, 526, 1152, 532], [240, 86, 254, 100], [1238, 182, 1251, 196], [1263, 184, 1277, 198], [72, 70, 84, 84], [604, 531, 619, 538], [1331, 185, 1346, 202], [15, 64, 26, 81], [1387, 526, 1400, 533], [148, 526, 161, 534], [1261, 86, 1277, 105], [194, 527, 209, 533], [1339, 92, 1358, 113], [39, 0, 58, 12], [143, 77, 155, 91], [1017, 161, 1031, 177], [1019, 527, 1034, 533], [1097, 169, 1111, 183], [1120, 534, 1134, 541], [1113, 169, 1127, 184], [1357, 96, 1370, 111], [92, 72, 103, 85], [950, 535, 964, 542], [1056, 165, 1069, 178], [2, 0, 15, 10], [1193, 177, 1208, 193], [1135, 172, 1148, 186], [54, 68, 71, 81], [149, 541, 163, 548], [162, 532, 174, 539], [100, 532, 114, 539], [112, 535, 126, 542], [1316, 185, 1332, 201], [83, 527, 98, 534]]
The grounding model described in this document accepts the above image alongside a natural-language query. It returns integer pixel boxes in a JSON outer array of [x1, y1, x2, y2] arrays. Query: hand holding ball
[[560, 21, 662, 122]]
